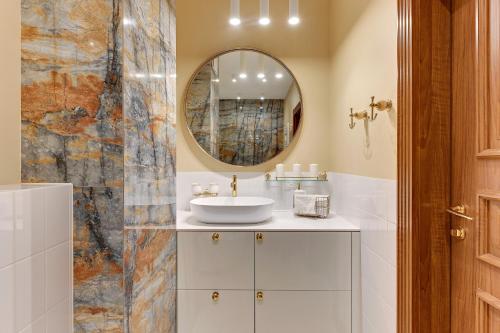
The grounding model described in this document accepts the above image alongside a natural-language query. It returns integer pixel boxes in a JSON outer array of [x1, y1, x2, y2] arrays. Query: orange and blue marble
[[21, 0, 125, 332], [123, 0, 177, 227], [22, 0, 177, 332], [124, 229, 176, 333]]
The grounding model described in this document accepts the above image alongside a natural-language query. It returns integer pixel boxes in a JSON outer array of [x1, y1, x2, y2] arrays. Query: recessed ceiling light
[[275, 73, 283, 79], [288, 0, 300, 25], [259, 0, 270, 26], [259, 17, 270, 25], [260, 96, 265, 101], [237, 96, 241, 100], [239, 73, 247, 79], [229, 0, 241, 26], [262, 78, 267, 83], [257, 73, 265, 79], [232, 78, 237, 83]]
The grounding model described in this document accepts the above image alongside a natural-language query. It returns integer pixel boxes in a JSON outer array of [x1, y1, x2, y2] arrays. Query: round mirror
[[185, 49, 302, 166]]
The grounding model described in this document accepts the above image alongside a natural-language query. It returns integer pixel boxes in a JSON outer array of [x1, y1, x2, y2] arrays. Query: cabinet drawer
[[178, 290, 254, 333], [255, 232, 351, 290], [255, 290, 351, 333], [177, 231, 254, 289]]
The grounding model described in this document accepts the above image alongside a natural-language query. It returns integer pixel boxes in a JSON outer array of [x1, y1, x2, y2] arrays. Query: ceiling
[[216, 50, 295, 99]]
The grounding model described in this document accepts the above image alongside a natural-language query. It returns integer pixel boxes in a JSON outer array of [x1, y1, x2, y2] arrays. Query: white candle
[[276, 164, 285, 177], [208, 183, 219, 194], [292, 164, 302, 177], [192, 183, 202, 195], [309, 164, 319, 177]]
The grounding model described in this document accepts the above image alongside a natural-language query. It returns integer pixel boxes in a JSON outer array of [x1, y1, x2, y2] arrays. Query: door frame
[[397, 0, 452, 332]]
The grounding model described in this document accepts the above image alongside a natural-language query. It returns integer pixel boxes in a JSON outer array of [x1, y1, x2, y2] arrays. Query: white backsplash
[[177, 171, 396, 333]]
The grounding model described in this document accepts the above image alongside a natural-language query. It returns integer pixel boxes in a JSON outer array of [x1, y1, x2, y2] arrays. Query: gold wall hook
[[369, 96, 393, 120], [349, 108, 369, 129], [349, 108, 356, 129]]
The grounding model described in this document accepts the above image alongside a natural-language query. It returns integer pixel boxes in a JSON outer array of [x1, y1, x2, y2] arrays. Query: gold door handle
[[256, 233, 264, 242], [212, 232, 220, 241], [446, 204, 473, 221], [256, 291, 264, 301], [450, 228, 466, 240], [212, 291, 220, 301]]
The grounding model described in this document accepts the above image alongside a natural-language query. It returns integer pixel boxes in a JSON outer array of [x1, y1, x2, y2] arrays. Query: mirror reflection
[[185, 50, 302, 166]]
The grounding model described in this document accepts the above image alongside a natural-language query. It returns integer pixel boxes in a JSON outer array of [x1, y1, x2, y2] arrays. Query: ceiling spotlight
[[239, 73, 247, 79], [259, 0, 270, 26], [275, 73, 283, 79], [232, 74, 237, 83], [229, 0, 241, 26], [262, 78, 267, 83], [237, 96, 241, 100], [260, 96, 265, 101], [288, 0, 300, 25], [257, 73, 266, 79]]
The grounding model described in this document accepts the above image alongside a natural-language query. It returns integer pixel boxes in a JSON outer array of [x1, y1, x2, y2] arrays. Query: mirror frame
[[182, 47, 304, 168]]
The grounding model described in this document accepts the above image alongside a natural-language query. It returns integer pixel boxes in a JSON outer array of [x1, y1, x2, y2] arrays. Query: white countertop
[[176, 210, 360, 231]]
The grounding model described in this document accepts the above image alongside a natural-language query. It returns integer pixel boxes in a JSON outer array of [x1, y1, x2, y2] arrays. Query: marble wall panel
[[21, 0, 124, 188], [123, 0, 176, 226], [73, 186, 124, 333], [124, 229, 176, 333], [21, 0, 126, 332]]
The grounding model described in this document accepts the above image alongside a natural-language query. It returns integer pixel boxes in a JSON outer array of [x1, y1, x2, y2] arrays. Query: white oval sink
[[190, 196, 274, 224]]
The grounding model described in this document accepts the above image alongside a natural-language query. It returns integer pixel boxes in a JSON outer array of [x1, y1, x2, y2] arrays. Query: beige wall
[[177, 0, 331, 172], [329, 0, 397, 179], [177, 0, 397, 179], [0, 0, 21, 184]]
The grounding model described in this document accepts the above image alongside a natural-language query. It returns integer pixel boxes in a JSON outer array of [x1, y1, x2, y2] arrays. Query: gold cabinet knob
[[256, 233, 264, 242], [212, 232, 220, 241], [256, 291, 264, 301], [212, 291, 220, 301]]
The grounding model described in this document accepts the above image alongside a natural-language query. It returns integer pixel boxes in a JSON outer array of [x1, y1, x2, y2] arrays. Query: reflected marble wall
[[218, 99, 284, 165], [21, 0, 176, 332]]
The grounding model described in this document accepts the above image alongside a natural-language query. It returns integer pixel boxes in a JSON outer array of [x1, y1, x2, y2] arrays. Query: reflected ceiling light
[[123, 17, 136, 26], [239, 51, 247, 79], [212, 78, 220, 83], [259, 0, 270, 25], [275, 73, 283, 79], [257, 73, 266, 79], [232, 74, 237, 83], [237, 96, 241, 100], [260, 96, 265, 101], [262, 78, 267, 83], [288, 0, 300, 25], [229, 0, 241, 26]]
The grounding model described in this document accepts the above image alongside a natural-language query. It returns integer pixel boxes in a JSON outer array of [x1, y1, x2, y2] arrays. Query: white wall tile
[[45, 299, 71, 333], [19, 316, 46, 333], [15, 253, 46, 332], [45, 242, 70, 310], [44, 186, 71, 248], [0, 264, 15, 333], [330, 172, 396, 333], [14, 189, 45, 261], [0, 184, 72, 333], [0, 191, 15, 269]]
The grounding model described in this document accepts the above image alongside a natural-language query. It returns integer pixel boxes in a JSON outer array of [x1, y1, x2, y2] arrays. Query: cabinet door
[[255, 232, 351, 290], [255, 290, 351, 333], [178, 290, 254, 333], [177, 231, 254, 289]]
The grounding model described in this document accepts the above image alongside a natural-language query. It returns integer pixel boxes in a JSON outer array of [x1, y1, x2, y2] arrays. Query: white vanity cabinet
[[177, 229, 359, 333]]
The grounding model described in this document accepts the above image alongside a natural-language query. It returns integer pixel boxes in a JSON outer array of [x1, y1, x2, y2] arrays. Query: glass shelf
[[264, 173, 328, 182]]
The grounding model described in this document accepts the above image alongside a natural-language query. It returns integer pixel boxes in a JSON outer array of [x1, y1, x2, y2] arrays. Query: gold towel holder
[[349, 108, 369, 129], [349, 96, 393, 129]]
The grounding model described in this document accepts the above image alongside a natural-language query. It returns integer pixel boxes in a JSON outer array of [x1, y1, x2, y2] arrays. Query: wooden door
[[475, 0, 500, 331], [451, 0, 500, 331]]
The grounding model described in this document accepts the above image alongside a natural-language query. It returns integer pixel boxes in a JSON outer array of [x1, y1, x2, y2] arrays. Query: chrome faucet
[[230, 175, 237, 197]]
